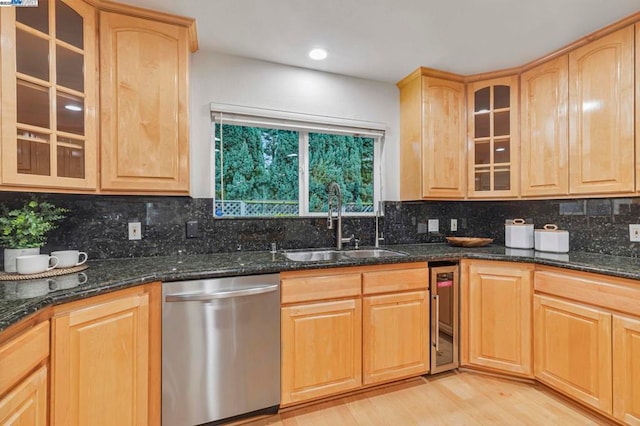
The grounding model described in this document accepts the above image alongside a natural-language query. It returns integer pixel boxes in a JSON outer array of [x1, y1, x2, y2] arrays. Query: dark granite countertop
[[1, 243, 639, 333]]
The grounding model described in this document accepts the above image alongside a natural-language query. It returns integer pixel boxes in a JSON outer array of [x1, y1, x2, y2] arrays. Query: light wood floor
[[245, 372, 612, 425]]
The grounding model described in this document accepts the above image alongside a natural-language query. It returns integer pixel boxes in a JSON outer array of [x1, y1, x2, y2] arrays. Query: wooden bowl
[[446, 237, 493, 247]]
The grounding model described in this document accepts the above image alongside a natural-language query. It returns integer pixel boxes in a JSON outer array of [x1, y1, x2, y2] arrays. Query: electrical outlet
[[428, 219, 439, 232], [186, 220, 199, 238], [128, 222, 142, 240], [630, 224, 640, 242], [450, 219, 458, 231]]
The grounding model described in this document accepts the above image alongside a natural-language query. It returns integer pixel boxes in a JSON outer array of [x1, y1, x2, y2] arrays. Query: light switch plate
[[630, 224, 640, 242], [428, 219, 439, 232], [451, 219, 458, 231]]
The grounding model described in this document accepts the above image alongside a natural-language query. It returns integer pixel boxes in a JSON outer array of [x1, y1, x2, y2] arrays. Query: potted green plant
[[0, 199, 67, 272]]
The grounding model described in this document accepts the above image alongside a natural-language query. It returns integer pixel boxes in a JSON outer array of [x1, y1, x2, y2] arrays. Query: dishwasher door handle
[[165, 284, 278, 302]]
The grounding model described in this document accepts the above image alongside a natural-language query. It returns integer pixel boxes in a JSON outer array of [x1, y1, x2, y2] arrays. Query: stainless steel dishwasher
[[162, 274, 280, 426]]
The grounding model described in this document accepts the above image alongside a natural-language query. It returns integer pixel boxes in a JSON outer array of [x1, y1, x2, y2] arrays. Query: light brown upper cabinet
[[568, 26, 634, 195], [520, 56, 569, 197], [636, 23, 640, 194], [100, 12, 190, 194], [398, 14, 640, 201], [0, 0, 98, 190], [467, 76, 519, 198], [398, 69, 466, 200]]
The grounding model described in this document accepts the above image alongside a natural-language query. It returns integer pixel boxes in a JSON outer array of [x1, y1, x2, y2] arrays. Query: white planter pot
[[4, 247, 40, 273]]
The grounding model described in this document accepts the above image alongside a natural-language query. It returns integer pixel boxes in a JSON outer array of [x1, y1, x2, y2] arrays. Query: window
[[211, 104, 384, 218]]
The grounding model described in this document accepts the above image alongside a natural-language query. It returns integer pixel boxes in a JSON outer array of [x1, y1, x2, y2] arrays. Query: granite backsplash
[[1, 193, 639, 261]]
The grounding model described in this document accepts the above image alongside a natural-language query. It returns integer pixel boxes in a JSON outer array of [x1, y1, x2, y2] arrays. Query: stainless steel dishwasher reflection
[[162, 274, 280, 426]]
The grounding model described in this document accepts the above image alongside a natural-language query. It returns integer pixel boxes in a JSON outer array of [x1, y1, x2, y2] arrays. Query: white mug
[[51, 250, 88, 268], [16, 254, 59, 275]]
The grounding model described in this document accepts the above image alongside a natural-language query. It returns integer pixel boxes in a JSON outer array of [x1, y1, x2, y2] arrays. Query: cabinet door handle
[[433, 294, 440, 352]]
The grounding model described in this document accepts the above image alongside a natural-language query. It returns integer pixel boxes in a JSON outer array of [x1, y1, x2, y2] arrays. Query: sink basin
[[283, 248, 406, 262], [283, 250, 347, 262], [343, 249, 407, 258]]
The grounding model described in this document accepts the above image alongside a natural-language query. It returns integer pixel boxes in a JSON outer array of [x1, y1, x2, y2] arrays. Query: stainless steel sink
[[343, 249, 407, 258], [283, 248, 406, 262], [283, 250, 347, 262]]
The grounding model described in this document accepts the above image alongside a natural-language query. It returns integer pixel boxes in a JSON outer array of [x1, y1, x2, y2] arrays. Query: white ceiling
[[118, 0, 640, 83]]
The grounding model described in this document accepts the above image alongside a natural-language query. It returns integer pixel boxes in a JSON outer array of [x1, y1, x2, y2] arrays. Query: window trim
[[210, 102, 385, 218]]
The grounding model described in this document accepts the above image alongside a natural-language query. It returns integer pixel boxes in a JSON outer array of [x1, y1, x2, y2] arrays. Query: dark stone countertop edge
[[2, 243, 640, 333]]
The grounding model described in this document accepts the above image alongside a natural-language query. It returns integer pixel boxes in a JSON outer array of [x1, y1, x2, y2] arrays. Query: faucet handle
[[341, 234, 360, 249]]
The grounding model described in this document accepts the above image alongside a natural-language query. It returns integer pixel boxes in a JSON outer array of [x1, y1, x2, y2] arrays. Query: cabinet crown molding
[[88, 0, 198, 52], [398, 10, 640, 85]]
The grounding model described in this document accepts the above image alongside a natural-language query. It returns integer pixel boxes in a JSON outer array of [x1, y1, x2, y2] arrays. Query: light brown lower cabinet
[[281, 298, 362, 405], [534, 266, 640, 423], [362, 265, 429, 385], [363, 290, 429, 385], [613, 315, 640, 423], [280, 269, 363, 406], [0, 319, 49, 426], [461, 260, 533, 377], [280, 263, 429, 406], [0, 366, 48, 425], [51, 283, 161, 426], [534, 294, 612, 414]]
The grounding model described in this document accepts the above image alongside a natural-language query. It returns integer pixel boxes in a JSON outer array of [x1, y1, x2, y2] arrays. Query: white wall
[[189, 51, 400, 200]]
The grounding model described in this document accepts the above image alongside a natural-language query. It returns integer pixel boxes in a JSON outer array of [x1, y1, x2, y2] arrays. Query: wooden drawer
[[535, 266, 640, 316], [0, 366, 48, 425], [363, 267, 428, 295], [0, 321, 49, 397], [281, 272, 361, 304]]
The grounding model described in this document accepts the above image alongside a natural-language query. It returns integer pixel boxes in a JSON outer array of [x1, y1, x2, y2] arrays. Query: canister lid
[[535, 224, 568, 233], [506, 218, 533, 227]]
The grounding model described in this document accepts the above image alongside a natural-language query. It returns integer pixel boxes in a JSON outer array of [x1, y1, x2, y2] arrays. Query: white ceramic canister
[[505, 218, 534, 249], [534, 224, 569, 253]]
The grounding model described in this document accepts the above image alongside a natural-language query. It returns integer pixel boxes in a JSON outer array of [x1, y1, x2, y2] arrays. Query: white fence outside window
[[214, 200, 373, 217]]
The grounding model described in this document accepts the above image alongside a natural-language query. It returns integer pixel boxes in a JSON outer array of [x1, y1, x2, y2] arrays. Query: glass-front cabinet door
[[0, 0, 96, 190], [467, 75, 519, 198]]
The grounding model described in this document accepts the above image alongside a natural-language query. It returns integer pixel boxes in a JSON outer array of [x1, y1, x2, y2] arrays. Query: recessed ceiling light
[[65, 104, 82, 112], [308, 48, 327, 61]]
